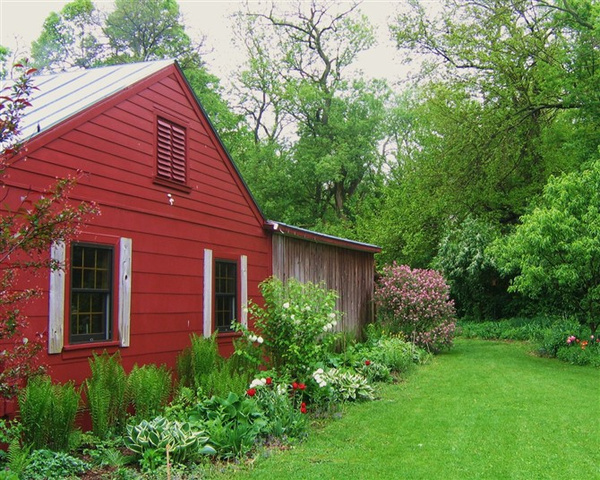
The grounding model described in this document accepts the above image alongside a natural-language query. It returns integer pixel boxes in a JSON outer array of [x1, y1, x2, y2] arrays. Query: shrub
[[313, 368, 375, 403], [556, 341, 600, 367], [127, 363, 172, 422], [374, 263, 457, 353], [21, 449, 88, 480], [86, 351, 127, 438], [189, 392, 267, 459], [18, 376, 80, 451], [246, 276, 341, 377]]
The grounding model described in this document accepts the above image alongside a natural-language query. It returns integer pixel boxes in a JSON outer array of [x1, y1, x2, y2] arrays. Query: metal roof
[[19, 60, 174, 141], [266, 220, 381, 253]]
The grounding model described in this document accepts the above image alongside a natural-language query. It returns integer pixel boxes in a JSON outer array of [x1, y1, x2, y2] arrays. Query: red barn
[[0, 60, 380, 413]]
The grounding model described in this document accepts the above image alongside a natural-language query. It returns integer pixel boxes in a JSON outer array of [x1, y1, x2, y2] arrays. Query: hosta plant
[[125, 416, 215, 465]]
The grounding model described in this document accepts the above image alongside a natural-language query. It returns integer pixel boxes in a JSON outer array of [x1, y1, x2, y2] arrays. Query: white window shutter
[[240, 255, 248, 327], [203, 249, 213, 338], [119, 238, 132, 347], [48, 242, 66, 354]]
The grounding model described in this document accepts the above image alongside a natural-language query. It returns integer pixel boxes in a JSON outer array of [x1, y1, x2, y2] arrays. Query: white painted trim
[[240, 255, 248, 327], [118, 238, 132, 347], [203, 249, 213, 338], [48, 242, 66, 354]]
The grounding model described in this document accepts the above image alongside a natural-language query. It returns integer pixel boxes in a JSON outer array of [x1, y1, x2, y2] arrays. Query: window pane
[[70, 245, 113, 343], [215, 260, 237, 332]]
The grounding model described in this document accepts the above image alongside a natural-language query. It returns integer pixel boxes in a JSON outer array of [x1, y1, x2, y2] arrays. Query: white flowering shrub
[[246, 277, 342, 377]]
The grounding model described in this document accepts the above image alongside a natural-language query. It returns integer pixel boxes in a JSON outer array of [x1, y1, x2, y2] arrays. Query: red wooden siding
[[3, 65, 271, 385]]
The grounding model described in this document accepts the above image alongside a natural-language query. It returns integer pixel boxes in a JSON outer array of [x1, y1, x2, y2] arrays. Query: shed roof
[[20, 60, 174, 140], [266, 220, 381, 253]]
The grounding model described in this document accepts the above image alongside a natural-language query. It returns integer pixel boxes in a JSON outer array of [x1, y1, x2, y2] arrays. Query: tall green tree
[[31, 0, 103, 71], [379, 0, 599, 265], [233, 0, 391, 233], [491, 158, 600, 334]]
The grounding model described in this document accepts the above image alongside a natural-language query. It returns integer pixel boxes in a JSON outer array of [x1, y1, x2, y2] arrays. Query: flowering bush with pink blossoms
[[374, 263, 457, 353]]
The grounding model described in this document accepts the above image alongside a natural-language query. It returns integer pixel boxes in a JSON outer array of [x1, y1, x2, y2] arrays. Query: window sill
[[61, 340, 121, 359], [153, 177, 192, 194]]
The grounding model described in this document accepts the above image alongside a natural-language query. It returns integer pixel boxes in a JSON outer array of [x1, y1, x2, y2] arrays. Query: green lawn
[[221, 340, 600, 479]]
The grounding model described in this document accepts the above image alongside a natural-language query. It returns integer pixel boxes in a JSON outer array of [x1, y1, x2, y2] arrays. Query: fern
[[6, 439, 32, 477], [176, 334, 221, 391], [86, 351, 127, 438], [127, 363, 172, 421]]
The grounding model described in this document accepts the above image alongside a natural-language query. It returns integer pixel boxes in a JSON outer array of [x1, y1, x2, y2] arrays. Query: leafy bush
[[556, 340, 600, 367], [374, 263, 457, 352], [246, 276, 341, 377], [127, 363, 172, 422], [125, 416, 215, 467], [86, 351, 127, 438], [22, 449, 89, 480], [189, 392, 267, 459], [433, 215, 514, 320], [251, 385, 308, 440], [18, 376, 80, 451]]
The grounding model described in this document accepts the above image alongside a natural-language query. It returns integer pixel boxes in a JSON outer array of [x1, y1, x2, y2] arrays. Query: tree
[[492, 158, 600, 334], [31, 0, 103, 71], [232, 0, 391, 233], [382, 0, 599, 266], [104, 0, 200, 66], [0, 65, 97, 397]]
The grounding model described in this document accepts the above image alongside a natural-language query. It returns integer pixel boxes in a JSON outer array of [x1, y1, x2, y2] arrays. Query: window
[[69, 244, 113, 344], [156, 117, 186, 184], [214, 260, 237, 333], [48, 238, 131, 353]]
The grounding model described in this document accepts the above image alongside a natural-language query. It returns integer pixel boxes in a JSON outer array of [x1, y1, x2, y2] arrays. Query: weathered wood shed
[[267, 221, 381, 335]]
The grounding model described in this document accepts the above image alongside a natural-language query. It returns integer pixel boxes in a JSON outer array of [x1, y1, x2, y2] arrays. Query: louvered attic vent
[[157, 117, 186, 183]]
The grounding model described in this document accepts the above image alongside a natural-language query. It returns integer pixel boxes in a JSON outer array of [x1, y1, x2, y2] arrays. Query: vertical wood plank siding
[[272, 235, 375, 335]]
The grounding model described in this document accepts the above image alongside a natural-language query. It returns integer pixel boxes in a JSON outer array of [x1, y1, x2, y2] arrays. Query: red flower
[[298, 383, 306, 390], [300, 405, 307, 414], [247, 388, 256, 397], [292, 382, 299, 390], [301, 402, 306, 408], [266, 377, 273, 385], [365, 360, 371, 366]]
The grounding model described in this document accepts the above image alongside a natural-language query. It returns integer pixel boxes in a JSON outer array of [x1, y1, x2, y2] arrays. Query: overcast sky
[[0, 0, 424, 84]]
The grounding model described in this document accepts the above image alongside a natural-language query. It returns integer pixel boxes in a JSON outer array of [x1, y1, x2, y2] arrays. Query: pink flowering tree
[[374, 263, 456, 353]]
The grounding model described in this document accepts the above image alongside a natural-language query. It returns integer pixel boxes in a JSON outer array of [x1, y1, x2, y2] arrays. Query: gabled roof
[[21, 60, 174, 140]]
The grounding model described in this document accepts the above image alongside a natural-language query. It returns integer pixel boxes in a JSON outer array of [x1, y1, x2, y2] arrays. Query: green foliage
[[189, 392, 267, 459], [433, 216, 515, 319], [125, 416, 215, 466], [86, 351, 127, 438], [18, 376, 80, 451], [246, 277, 341, 377], [176, 333, 220, 391], [21, 449, 89, 480], [313, 368, 375, 403], [492, 160, 600, 334], [5, 440, 32, 478], [127, 363, 172, 422], [251, 387, 308, 440]]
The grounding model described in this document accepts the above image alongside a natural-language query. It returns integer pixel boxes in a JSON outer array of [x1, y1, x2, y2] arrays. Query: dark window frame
[[214, 259, 238, 333], [69, 243, 114, 344]]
